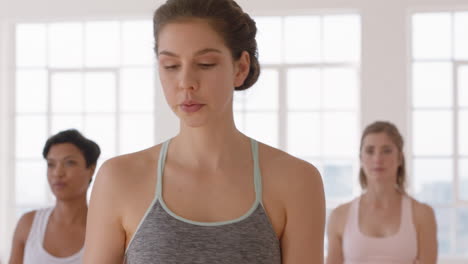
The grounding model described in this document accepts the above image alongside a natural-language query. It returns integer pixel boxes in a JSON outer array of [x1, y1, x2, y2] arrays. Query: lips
[[180, 100, 204, 113], [52, 182, 67, 189]]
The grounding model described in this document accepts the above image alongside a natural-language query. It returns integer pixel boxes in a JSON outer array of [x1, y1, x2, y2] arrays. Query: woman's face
[[46, 143, 94, 201], [360, 132, 402, 187], [157, 18, 249, 128]]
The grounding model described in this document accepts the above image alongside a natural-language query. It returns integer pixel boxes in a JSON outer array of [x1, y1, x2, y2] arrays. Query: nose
[[52, 164, 65, 178], [179, 67, 199, 91], [373, 152, 384, 164]]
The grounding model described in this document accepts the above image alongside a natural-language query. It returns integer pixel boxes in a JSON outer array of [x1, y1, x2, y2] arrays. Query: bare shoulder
[[90, 144, 163, 216], [257, 142, 324, 213], [328, 202, 353, 235], [96, 144, 162, 187], [258, 142, 321, 185], [14, 210, 36, 241], [408, 196, 436, 224]]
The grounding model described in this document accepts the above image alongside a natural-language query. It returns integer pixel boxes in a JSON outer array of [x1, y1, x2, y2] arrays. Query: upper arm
[[415, 202, 437, 264], [8, 211, 35, 264], [280, 162, 326, 264], [326, 207, 345, 264], [83, 159, 127, 263]]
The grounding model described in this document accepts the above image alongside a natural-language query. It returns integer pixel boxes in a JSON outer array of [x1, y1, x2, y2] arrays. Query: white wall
[[0, 18, 14, 264], [1, 0, 468, 262]]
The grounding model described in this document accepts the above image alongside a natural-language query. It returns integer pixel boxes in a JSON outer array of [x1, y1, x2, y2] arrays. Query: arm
[[415, 202, 437, 264], [326, 208, 345, 264], [280, 162, 326, 264], [8, 211, 35, 264], [83, 159, 127, 263]]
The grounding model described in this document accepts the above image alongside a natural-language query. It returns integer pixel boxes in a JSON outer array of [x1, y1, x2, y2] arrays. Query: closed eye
[[163, 65, 179, 70], [199, 63, 216, 69]]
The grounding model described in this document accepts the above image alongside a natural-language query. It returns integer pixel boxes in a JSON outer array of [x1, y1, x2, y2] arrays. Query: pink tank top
[[342, 195, 418, 264]]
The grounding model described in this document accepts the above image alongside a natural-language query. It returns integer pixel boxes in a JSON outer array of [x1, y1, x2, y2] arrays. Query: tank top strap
[[37, 208, 53, 243], [156, 139, 171, 199], [347, 196, 361, 234], [250, 138, 263, 205], [400, 195, 413, 231], [28, 210, 41, 240]]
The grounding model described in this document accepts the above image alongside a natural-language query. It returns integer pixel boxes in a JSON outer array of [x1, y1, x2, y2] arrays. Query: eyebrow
[[159, 48, 222, 57], [47, 155, 77, 162]]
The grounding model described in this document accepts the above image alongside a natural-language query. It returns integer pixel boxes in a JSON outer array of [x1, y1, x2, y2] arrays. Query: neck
[[362, 183, 402, 209], [174, 117, 249, 171], [51, 195, 88, 226]]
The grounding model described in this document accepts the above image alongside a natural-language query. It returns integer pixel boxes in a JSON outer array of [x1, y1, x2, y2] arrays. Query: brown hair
[[153, 0, 260, 91], [359, 121, 406, 191]]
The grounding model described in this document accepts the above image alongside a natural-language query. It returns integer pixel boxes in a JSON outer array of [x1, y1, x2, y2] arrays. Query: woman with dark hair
[[83, 0, 325, 263], [326, 121, 437, 264], [9, 129, 100, 264]]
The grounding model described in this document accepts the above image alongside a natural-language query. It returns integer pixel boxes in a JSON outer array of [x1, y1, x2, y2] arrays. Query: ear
[[234, 51, 250, 88]]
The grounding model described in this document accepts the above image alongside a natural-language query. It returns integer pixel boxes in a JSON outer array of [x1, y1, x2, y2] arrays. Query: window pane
[[287, 112, 320, 157], [122, 21, 154, 66], [287, 68, 320, 110], [459, 65, 468, 107], [50, 114, 83, 135], [323, 112, 357, 157], [323, 15, 360, 63], [85, 21, 120, 67], [51, 72, 83, 113], [255, 17, 282, 64], [460, 159, 468, 201], [456, 208, 468, 255], [84, 72, 116, 113], [414, 158, 453, 204], [16, 24, 47, 67], [120, 114, 154, 154], [16, 115, 47, 158], [284, 16, 321, 63], [434, 207, 452, 255], [16, 70, 47, 113], [245, 112, 278, 148], [48, 23, 83, 68], [84, 115, 116, 158], [460, 110, 468, 156], [323, 67, 358, 109], [15, 161, 48, 206], [413, 62, 452, 108], [245, 69, 278, 111], [454, 12, 468, 60], [120, 68, 155, 112], [323, 160, 354, 200], [412, 13, 452, 60], [413, 110, 452, 156]]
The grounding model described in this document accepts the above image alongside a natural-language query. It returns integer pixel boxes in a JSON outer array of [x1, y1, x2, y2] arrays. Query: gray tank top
[[124, 138, 282, 264]]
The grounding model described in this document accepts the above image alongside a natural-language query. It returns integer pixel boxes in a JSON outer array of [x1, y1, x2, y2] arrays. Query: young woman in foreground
[[83, 0, 325, 263]]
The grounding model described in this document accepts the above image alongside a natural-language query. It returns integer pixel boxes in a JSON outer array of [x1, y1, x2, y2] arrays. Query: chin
[[179, 114, 211, 128]]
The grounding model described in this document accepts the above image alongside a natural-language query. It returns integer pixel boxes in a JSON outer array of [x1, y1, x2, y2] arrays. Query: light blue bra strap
[[156, 139, 171, 198], [250, 138, 263, 204]]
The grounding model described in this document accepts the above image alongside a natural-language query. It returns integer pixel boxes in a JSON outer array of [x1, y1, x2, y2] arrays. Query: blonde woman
[[327, 121, 437, 264]]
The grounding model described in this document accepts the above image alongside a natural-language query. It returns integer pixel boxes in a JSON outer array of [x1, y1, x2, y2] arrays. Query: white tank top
[[23, 207, 83, 264]]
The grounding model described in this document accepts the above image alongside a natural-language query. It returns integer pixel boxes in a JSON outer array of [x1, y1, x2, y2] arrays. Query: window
[[411, 11, 468, 257], [234, 14, 361, 208], [14, 20, 156, 217]]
